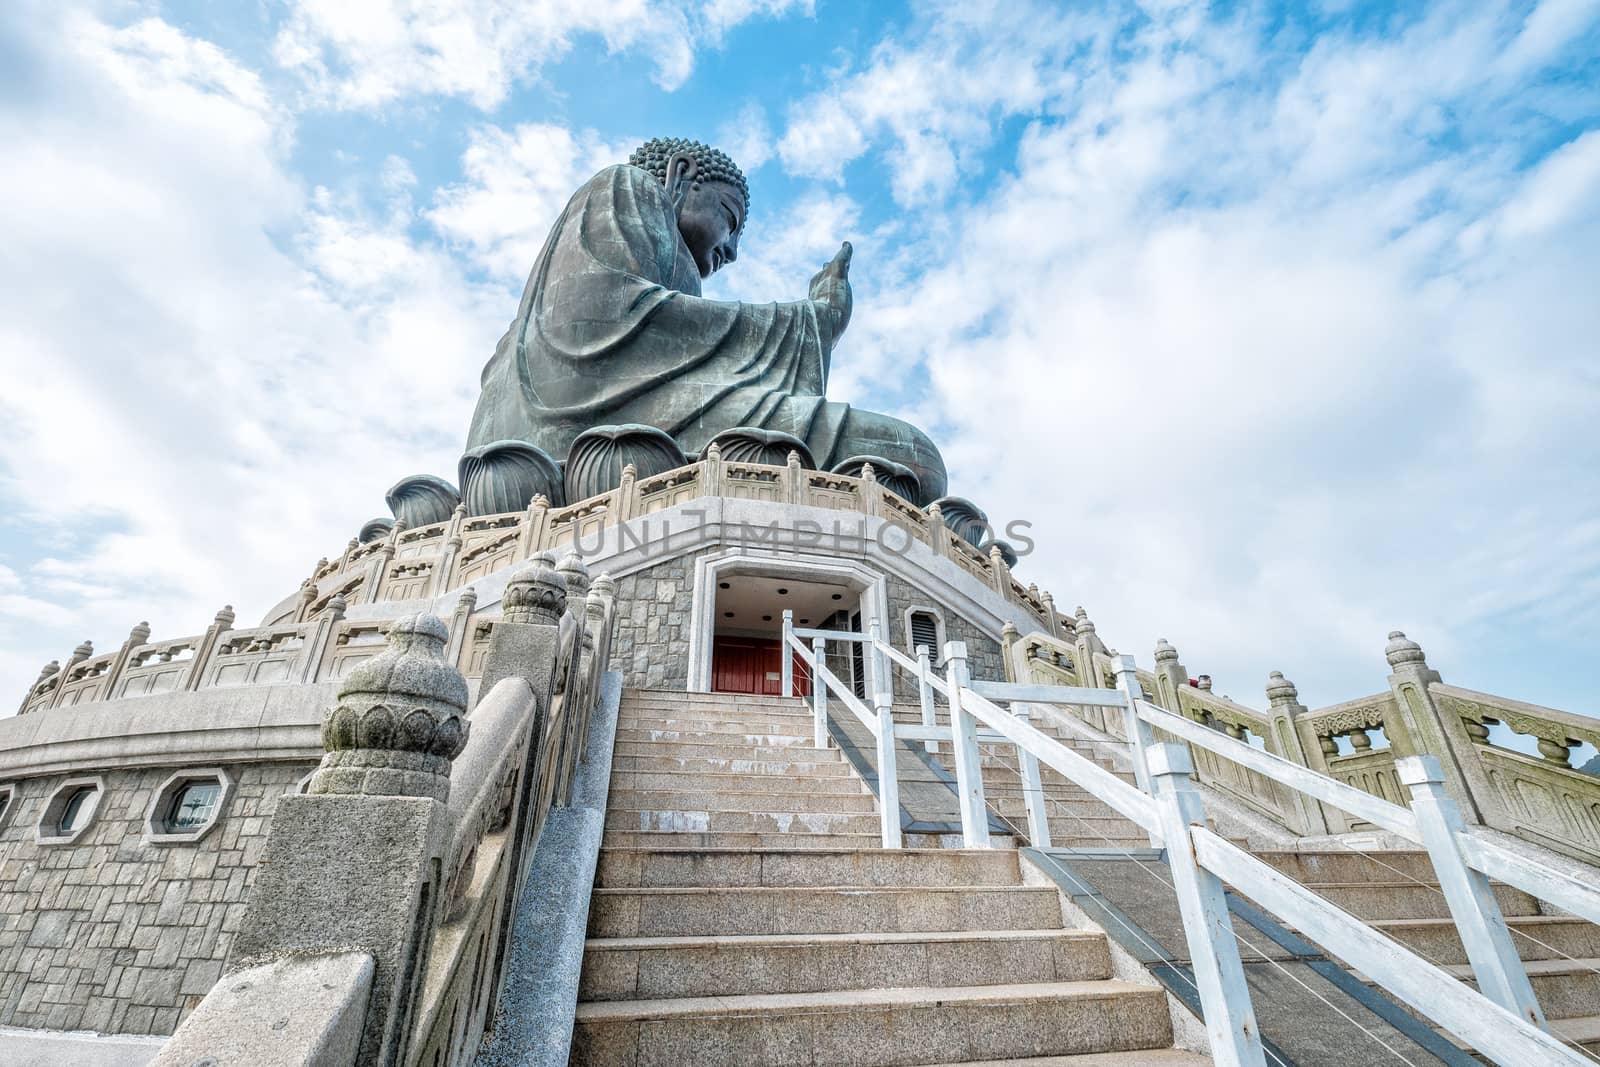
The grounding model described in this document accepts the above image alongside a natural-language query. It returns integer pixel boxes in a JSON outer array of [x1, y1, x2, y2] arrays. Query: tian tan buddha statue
[[461, 136, 948, 509]]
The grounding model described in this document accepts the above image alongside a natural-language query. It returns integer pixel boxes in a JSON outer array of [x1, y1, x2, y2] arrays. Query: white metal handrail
[[775, 609, 1592, 1066]]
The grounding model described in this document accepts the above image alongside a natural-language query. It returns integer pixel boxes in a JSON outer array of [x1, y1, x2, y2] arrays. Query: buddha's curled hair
[[629, 138, 749, 222]]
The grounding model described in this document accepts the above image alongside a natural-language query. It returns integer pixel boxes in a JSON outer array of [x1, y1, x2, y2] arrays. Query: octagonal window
[[37, 776, 105, 845], [144, 768, 233, 845]]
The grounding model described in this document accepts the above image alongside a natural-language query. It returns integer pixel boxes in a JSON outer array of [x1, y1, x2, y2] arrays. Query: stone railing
[[15, 453, 1068, 718], [288, 448, 1059, 629], [156, 556, 620, 1067], [14, 594, 484, 716], [1008, 624, 1600, 860], [1432, 684, 1600, 861]]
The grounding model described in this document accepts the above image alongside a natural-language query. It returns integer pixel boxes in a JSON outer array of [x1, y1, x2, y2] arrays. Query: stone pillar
[[1071, 607, 1108, 688], [1263, 672, 1331, 836], [45, 640, 93, 709], [785, 449, 805, 504], [299, 594, 348, 683], [100, 621, 151, 702], [1040, 590, 1061, 638], [183, 605, 235, 691], [1151, 638, 1188, 713], [1000, 622, 1020, 682], [517, 494, 551, 558], [1383, 630, 1495, 824], [219, 614, 469, 1067], [430, 504, 467, 596], [18, 660, 59, 714]]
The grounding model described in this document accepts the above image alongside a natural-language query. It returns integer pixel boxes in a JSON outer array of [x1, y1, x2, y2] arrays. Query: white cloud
[[717, 101, 774, 173], [273, 0, 810, 110], [799, 2, 1600, 708], [427, 123, 633, 282], [0, 8, 505, 701]]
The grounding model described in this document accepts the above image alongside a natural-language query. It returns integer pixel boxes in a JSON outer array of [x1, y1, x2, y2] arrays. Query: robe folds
[[466, 164, 850, 464]]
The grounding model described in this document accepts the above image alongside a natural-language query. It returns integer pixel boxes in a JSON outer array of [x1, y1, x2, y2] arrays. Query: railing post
[[1397, 755, 1546, 1029], [916, 644, 937, 753], [1147, 743, 1266, 1067], [866, 617, 884, 699], [811, 638, 828, 749], [874, 685, 902, 849], [1016, 702, 1052, 849], [1112, 654, 1161, 847], [1385, 632, 1496, 824], [781, 610, 794, 697], [944, 641, 992, 848], [866, 617, 901, 848]]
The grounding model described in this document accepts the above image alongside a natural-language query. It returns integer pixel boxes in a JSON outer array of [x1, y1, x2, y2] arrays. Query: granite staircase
[[570, 689, 1205, 1066]]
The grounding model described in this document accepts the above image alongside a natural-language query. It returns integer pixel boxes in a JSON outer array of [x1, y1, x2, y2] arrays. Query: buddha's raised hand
[[808, 241, 853, 338]]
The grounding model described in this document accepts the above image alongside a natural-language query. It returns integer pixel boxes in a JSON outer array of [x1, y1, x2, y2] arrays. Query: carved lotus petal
[[385, 475, 460, 529], [401, 707, 438, 751], [564, 424, 687, 502], [430, 714, 467, 760], [928, 496, 989, 546], [701, 427, 815, 468], [325, 704, 358, 749], [831, 455, 920, 503], [459, 439, 565, 515], [357, 703, 397, 749]]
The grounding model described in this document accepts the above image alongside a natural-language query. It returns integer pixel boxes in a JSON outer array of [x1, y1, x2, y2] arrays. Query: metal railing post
[[812, 638, 828, 749], [781, 609, 794, 697], [1113, 654, 1161, 847], [1148, 743, 1266, 1067], [1397, 755, 1547, 1029], [875, 685, 902, 849], [867, 617, 901, 848], [1016, 702, 1052, 848], [866, 617, 884, 699], [916, 644, 937, 753], [944, 641, 992, 848]]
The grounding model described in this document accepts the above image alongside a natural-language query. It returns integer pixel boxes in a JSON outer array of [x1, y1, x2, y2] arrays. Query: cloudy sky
[[1, 0, 1597, 724]]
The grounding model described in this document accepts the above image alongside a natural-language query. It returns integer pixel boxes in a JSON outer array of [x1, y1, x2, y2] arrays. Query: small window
[[144, 768, 233, 845], [37, 776, 105, 845], [164, 781, 221, 833], [0, 785, 14, 832], [58, 788, 93, 835], [909, 612, 939, 658]]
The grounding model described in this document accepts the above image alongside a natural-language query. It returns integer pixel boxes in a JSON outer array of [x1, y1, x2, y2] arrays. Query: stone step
[[626, 689, 805, 705], [611, 740, 838, 761], [609, 753, 852, 776], [609, 787, 878, 814], [579, 928, 1112, 1001], [596, 847, 1023, 889], [1252, 849, 1437, 883], [1365, 957, 1600, 1023], [619, 712, 820, 733], [587, 885, 1066, 938], [608, 769, 867, 796], [614, 726, 817, 746], [605, 807, 881, 835], [600, 830, 886, 851], [1302, 880, 1539, 920], [1371, 914, 1600, 964], [570, 979, 1172, 1067]]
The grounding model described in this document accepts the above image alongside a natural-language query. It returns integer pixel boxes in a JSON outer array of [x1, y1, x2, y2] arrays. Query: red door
[[712, 637, 811, 696]]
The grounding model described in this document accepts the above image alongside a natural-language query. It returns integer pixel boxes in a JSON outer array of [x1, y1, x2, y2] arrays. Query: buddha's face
[[677, 179, 745, 278]]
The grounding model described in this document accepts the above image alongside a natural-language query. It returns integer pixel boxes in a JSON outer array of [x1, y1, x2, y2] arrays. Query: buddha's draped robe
[[467, 164, 849, 464]]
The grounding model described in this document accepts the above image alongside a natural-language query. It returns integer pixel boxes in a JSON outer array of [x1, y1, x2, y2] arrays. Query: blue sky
[[1, 0, 1598, 734]]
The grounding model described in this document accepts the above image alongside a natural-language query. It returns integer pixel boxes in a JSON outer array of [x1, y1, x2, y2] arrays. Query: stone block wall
[[884, 574, 1005, 699], [608, 554, 699, 689], [0, 761, 316, 1036]]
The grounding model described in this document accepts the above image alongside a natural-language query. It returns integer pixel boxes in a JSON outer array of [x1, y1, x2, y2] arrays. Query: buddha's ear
[[665, 152, 698, 214]]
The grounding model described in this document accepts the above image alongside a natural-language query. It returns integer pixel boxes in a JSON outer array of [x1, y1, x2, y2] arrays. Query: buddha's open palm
[[809, 241, 852, 338]]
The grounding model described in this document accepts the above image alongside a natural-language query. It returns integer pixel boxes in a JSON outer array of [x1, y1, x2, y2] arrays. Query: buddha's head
[[629, 138, 749, 278]]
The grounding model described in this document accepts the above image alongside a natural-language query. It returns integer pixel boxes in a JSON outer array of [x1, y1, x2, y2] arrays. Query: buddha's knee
[[835, 407, 948, 506]]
